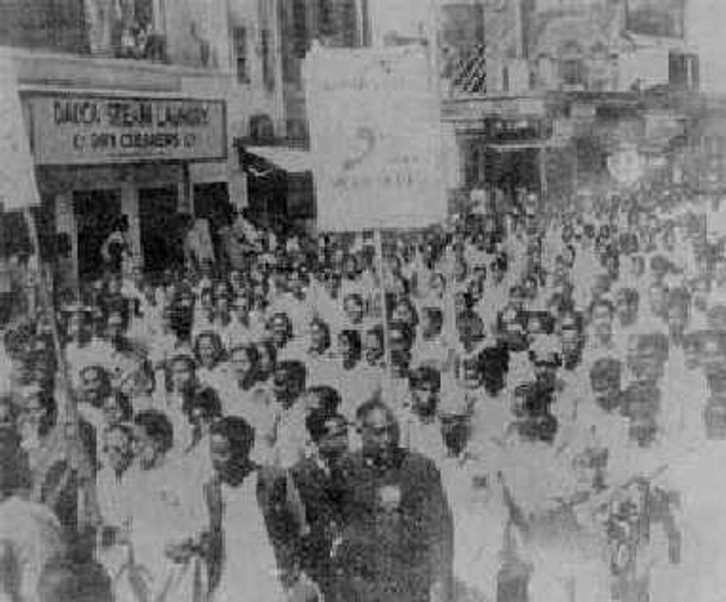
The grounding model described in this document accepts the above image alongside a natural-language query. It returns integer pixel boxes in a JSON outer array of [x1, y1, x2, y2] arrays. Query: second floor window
[[560, 58, 584, 87], [233, 26, 249, 84], [261, 28, 275, 92]]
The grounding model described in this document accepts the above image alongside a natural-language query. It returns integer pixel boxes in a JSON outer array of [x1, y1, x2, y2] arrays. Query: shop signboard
[[305, 45, 446, 231], [26, 94, 227, 166]]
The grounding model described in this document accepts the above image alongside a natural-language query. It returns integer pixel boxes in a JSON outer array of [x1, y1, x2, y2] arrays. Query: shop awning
[[244, 146, 313, 174]]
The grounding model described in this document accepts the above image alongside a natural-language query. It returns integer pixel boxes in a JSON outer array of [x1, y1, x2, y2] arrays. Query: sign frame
[[24, 91, 228, 166], [305, 45, 447, 232]]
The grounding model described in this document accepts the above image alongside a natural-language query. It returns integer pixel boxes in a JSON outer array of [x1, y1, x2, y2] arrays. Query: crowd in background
[[3, 184, 726, 602]]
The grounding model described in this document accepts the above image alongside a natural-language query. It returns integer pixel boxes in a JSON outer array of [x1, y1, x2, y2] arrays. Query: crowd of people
[[2, 185, 726, 602]]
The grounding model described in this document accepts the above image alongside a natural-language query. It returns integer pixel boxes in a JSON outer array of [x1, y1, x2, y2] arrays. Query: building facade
[[437, 0, 698, 213], [1, 0, 284, 292]]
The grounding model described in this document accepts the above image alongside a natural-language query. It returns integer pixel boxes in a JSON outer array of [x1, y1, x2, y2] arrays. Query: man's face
[[393, 302, 414, 325], [344, 257, 357, 277], [189, 406, 214, 436], [18, 393, 42, 440], [233, 298, 249, 323], [198, 337, 217, 368], [615, 292, 632, 324], [360, 408, 395, 460], [592, 375, 620, 408], [216, 295, 230, 314], [230, 349, 253, 381], [534, 362, 557, 388], [273, 367, 301, 406], [210, 433, 233, 476], [102, 395, 125, 425], [133, 427, 159, 470], [592, 305, 613, 340], [104, 428, 132, 473], [170, 359, 194, 392], [411, 383, 438, 418], [317, 417, 349, 460], [365, 333, 383, 363], [80, 368, 103, 404], [344, 298, 364, 324], [338, 334, 354, 361], [310, 324, 326, 351], [271, 318, 289, 345], [526, 318, 543, 343], [201, 293, 214, 311]]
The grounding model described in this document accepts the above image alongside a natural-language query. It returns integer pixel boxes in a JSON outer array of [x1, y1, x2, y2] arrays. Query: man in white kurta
[[125, 411, 209, 602], [207, 417, 287, 602]]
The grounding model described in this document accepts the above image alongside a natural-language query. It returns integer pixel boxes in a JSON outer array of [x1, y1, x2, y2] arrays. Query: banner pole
[[373, 228, 394, 395], [23, 207, 93, 535]]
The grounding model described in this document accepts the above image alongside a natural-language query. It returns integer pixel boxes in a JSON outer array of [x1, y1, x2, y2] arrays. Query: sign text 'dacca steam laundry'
[[305, 45, 446, 232], [27, 95, 227, 165]]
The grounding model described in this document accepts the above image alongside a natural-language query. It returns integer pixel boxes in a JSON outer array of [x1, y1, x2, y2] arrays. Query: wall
[[367, 0, 437, 47], [227, 0, 285, 137], [687, 0, 726, 94], [164, 0, 231, 71]]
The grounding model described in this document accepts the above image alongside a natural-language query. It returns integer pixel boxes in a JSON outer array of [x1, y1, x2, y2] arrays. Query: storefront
[[22, 92, 227, 290], [238, 143, 314, 234]]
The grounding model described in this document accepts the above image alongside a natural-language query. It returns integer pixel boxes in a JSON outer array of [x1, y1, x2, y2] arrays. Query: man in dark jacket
[[289, 407, 348, 599], [333, 398, 453, 602]]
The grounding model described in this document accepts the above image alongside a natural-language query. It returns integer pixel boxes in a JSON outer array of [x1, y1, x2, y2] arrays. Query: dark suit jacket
[[335, 448, 454, 602]]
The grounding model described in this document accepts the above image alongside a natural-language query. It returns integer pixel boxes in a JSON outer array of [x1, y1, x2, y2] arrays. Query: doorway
[[73, 189, 122, 283], [485, 147, 541, 210], [193, 182, 232, 262], [139, 187, 184, 279]]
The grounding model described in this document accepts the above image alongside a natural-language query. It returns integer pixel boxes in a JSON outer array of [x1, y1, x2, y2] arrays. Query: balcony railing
[[444, 44, 487, 96]]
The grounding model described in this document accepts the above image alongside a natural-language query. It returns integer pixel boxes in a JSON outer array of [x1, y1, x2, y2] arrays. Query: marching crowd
[[2, 186, 726, 602]]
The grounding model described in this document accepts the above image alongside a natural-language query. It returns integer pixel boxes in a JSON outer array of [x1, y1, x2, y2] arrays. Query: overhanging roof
[[244, 145, 312, 173]]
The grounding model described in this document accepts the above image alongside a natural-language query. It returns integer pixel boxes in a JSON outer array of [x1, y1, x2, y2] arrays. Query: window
[[233, 26, 249, 84], [318, 0, 334, 37], [560, 58, 584, 87], [261, 28, 275, 92], [0, 0, 87, 53], [292, 0, 309, 57], [335, 0, 358, 47], [280, 0, 307, 85], [625, 0, 685, 38]]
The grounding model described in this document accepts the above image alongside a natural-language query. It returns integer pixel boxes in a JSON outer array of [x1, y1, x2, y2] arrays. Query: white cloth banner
[[0, 58, 40, 211], [305, 45, 446, 232]]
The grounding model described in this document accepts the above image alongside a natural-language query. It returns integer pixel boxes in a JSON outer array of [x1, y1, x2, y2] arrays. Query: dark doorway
[[194, 182, 232, 262], [73, 189, 122, 283], [139, 187, 184, 279], [485, 148, 541, 208]]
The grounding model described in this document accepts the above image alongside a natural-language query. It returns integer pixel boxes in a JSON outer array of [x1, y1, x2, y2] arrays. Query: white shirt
[[0, 496, 65, 602], [124, 459, 209, 601], [214, 473, 287, 602]]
